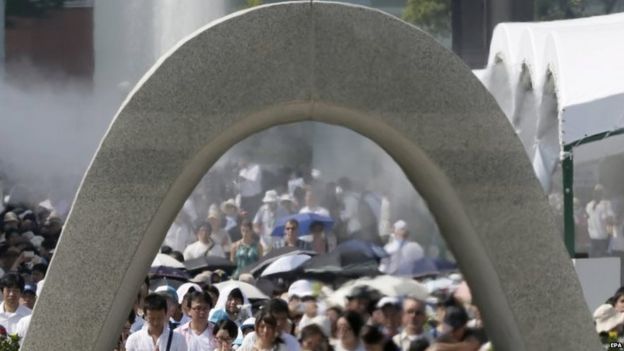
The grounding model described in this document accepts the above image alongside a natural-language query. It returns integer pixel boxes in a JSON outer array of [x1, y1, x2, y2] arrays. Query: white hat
[[376, 296, 401, 309], [241, 317, 256, 329], [393, 220, 407, 231], [176, 282, 203, 305], [262, 190, 279, 203], [279, 193, 295, 203], [594, 304, 624, 333], [207, 204, 220, 219], [288, 280, 314, 298], [38, 199, 54, 212], [30, 235, 45, 248], [220, 198, 238, 212], [311, 169, 321, 179]]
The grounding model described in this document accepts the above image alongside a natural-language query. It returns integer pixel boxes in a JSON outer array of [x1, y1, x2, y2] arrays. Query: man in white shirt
[[299, 190, 329, 217], [337, 178, 362, 236], [586, 184, 615, 258], [184, 222, 225, 260], [164, 213, 194, 253], [392, 297, 431, 350], [254, 190, 286, 252], [240, 299, 301, 351], [126, 293, 187, 351], [379, 220, 424, 276], [0, 273, 32, 334], [175, 291, 216, 351]]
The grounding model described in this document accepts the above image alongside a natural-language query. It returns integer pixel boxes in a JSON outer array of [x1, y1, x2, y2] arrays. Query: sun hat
[[288, 280, 314, 299], [594, 304, 624, 333], [262, 190, 279, 203]]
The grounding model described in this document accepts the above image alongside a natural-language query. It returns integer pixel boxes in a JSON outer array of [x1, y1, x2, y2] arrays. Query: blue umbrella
[[271, 212, 334, 236]]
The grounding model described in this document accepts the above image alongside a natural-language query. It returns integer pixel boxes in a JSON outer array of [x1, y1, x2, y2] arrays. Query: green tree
[[247, 0, 263, 8], [402, 0, 452, 38]]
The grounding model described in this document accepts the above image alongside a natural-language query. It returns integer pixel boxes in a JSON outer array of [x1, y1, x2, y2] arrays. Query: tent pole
[[562, 144, 575, 257]]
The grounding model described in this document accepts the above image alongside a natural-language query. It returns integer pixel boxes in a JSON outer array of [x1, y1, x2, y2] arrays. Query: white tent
[[477, 13, 624, 190]]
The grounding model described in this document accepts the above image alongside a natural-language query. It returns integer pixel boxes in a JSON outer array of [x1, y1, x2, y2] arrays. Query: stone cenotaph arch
[[23, 2, 600, 350]]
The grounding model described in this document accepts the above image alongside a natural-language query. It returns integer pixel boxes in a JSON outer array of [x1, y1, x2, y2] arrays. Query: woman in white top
[[239, 310, 288, 351], [334, 311, 365, 351]]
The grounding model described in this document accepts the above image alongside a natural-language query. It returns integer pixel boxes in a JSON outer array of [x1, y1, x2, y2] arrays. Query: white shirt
[[183, 241, 226, 260], [15, 314, 31, 341], [340, 192, 361, 234], [0, 302, 32, 334], [379, 239, 424, 275], [240, 331, 300, 351], [254, 204, 286, 249], [392, 330, 430, 351], [299, 206, 330, 217], [239, 164, 262, 197], [164, 222, 194, 253], [125, 325, 187, 351], [175, 321, 217, 351], [586, 200, 615, 240]]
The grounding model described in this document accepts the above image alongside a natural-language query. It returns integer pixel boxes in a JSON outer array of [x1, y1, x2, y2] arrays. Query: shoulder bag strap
[[165, 328, 174, 351]]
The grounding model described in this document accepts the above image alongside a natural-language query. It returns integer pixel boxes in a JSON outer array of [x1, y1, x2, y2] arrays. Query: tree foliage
[[402, 0, 452, 38]]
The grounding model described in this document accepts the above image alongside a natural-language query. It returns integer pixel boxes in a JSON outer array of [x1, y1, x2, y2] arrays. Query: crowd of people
[[7, 155, 621, 350]]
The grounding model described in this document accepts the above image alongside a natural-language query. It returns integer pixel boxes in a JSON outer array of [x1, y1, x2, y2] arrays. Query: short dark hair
[[300, 323, 326, 341], [340, 311, 364, 337], [361, 324, 385, 345], [0, 273, 25, 292], [32, 263, 48, 275], [241, 220, 253, 230], [264, 298, 289, 315], [285, 219, 299, 229], [213, 318, 238, 338], [144, 293, 168, 312], [195, 221, 213, 234], [228, 288, 244, 302], [186, 291, 213, 309]]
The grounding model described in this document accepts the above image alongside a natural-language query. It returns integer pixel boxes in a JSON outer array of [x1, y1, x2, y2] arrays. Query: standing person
[[0, 274, 31, 334], [210, 287, 252, 327], [240, 299, 301, 351], [335, 311, 365, 351], [221, 199, 240, 232], [280, 194, 299, 216], [207, 204, 232, 258], [164, 212, 194, 253], [337, 178, 362, 238], [238, 153, 263, 216], [379, 221, 424, 276], [254, 190, 285, 252], [392, 298, 430, 350], [299, 190, 330, 217], [184, 222, 223, 260], [587, 184, 615, 258], [274, 219, 312, 250], [125, 293, 188, 351], [309, 221, 337, 255], [213, 319, 239, 351], [231, 220, 263, 279], [239, 309, 289, 351], [175, 291, 217, 351]]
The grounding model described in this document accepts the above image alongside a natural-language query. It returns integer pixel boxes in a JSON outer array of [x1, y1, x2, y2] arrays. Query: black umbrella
[[149, 266, 190, 280], [184, 256, 237, 275], [241, 247, 317, 277]]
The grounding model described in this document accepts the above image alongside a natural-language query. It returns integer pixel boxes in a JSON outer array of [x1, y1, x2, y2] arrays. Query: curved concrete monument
[[24, 2, 601, 350]]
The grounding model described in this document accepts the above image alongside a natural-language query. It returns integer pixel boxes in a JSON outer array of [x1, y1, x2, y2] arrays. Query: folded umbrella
[[271, 213, 334, 236]]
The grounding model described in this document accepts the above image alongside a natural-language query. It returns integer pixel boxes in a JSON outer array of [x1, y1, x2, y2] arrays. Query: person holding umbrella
[[273, 219, 312, 250]]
